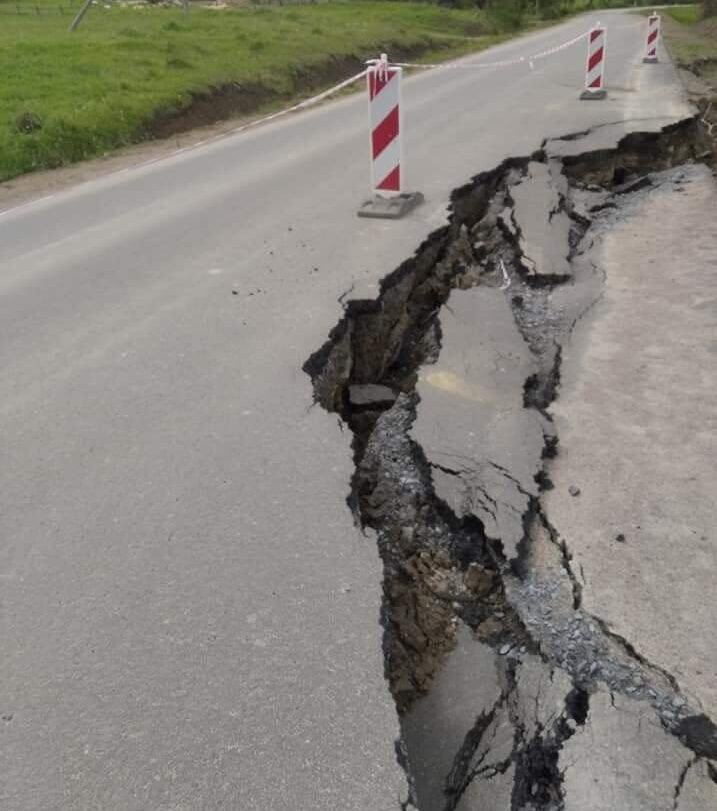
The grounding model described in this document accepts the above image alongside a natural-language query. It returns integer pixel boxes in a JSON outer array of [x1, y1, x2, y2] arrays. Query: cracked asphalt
[[548, 162, 717, 741], [304, 121, 716, 806], [0, 10, 712, 811]]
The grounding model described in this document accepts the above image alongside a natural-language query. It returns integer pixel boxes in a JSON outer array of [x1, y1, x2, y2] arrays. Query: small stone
[[615, 533, 626, 543], [477, 617, 503, 638], [672, 696, 686, 708], [499, 644, 512, 656], [568, 485, 581, 497], [464, 563, 496, 596]]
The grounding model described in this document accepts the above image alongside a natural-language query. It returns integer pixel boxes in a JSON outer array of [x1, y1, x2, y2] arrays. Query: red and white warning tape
[[228, 27, 592, 141], [229, 68, 369, 133], [388, 29, 591, 72], [227, 25, 595, 153], [118, 28, 596, 176], [229, 28, 596, 198]]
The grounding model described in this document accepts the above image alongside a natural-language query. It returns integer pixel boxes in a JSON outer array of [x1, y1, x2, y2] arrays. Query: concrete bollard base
[[357, 192, 424, 219], [580, 89, 608, 100]]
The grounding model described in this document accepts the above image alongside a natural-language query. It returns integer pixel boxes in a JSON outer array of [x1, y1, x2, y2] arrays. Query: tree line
[[439, 0, 715, 24]]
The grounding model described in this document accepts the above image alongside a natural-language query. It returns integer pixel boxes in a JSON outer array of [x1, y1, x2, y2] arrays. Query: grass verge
[[662, 9, 717, 63], [660, 6, 717, 164], [664, 5, 702, 24]]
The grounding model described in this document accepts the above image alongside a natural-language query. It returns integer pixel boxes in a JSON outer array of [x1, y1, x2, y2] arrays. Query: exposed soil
[[149, 81, 277, 140], [663, 17, 717, 165]]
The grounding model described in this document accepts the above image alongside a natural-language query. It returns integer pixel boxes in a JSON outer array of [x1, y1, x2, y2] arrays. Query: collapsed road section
[[304, 117, 717, 811]]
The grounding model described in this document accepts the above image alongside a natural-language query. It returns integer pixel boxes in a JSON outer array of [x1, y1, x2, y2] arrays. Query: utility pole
[[68, 0, 93, 32]]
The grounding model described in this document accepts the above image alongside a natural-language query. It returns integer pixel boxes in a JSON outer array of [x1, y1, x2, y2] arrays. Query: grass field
[[663, 4, 701, 24], [660, 4, 717, 63], [660, 3, 717, 160], [0, 1, 515, 182]]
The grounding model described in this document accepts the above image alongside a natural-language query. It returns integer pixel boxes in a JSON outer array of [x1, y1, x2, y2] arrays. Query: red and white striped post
[[644, 13, 660, 63], [358, 54, 423, 219], [580, 25, 607, 100], [368, 54, 402, 195]]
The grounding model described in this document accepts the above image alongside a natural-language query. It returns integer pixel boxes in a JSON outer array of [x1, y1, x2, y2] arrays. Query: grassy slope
[[661, 5, 717, 64], [664, 5, 701, 24], [660, 3, 717, 164], [0, 2, 508, 181]]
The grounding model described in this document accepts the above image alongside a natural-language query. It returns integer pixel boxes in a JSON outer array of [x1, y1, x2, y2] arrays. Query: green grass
[[660, 3, 717, 65], [0, 1, 508, 181], [664, 4, 701, 23]]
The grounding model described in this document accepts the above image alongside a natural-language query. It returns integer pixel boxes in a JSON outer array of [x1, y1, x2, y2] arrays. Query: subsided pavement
[[304, 122, 716, 808]]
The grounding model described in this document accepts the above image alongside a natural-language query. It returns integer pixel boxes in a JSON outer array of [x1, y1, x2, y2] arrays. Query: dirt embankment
[[663, 17, 717, 163]]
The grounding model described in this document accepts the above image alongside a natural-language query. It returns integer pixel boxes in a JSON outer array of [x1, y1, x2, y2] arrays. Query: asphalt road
[[0, 12, 690, 810]]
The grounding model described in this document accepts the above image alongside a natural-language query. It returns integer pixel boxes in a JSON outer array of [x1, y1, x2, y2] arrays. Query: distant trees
[[440, 0, 716, 21]]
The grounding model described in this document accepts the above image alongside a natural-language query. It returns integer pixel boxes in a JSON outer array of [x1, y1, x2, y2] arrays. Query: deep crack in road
[[304, 117, 717, 810]]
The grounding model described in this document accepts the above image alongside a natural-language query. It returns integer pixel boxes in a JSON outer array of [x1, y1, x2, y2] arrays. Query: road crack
[[304, 116, 715, 808]]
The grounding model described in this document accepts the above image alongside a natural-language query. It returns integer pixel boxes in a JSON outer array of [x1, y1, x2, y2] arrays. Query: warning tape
[[143, 28, 594, 149], [388, 29, 591, 72], [221, 29, 592, 139]]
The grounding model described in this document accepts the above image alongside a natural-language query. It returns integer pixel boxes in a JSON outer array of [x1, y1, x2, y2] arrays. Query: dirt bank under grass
[[149, 41, 457, 139], [662, 16, 717, 163]]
